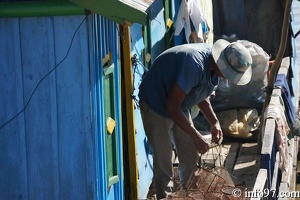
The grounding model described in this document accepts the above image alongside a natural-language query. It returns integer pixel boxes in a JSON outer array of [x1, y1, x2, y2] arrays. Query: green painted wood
[[0, 1, 84, 18], [69, 0, 149, 24], [103, 64, 120, 187]]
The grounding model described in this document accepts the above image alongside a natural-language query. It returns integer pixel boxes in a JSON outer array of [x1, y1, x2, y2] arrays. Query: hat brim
[[212, 39, 252, 85]]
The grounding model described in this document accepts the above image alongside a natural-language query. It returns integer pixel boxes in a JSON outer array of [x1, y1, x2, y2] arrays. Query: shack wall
[[0, 14, 124, 200]]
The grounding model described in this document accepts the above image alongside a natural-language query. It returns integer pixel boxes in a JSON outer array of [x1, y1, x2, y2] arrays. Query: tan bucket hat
[[212, 39, 253, 85]]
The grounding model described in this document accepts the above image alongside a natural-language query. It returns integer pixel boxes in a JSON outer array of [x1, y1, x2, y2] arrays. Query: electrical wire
[[130, 62, 140, 108], [0, 16, 87, 130], [130, 54, 149, 109]]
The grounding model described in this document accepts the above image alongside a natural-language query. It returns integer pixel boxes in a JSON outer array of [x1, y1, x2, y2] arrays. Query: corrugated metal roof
[[122, 0, 153, 12], [69, 0, 154, 24]]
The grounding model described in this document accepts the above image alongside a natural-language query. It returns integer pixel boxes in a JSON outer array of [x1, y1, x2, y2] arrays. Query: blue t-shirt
[[138, 43, 218, 118]]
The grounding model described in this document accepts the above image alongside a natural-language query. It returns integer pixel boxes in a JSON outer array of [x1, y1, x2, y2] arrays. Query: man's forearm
[[197, 98, 219, 126], [167, 105, 199, 139]]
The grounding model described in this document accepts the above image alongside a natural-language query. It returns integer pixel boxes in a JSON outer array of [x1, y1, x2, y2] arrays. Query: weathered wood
[[260, 118, 276, 191], [261, 119, 276, 158], [199, 141, 240, 172], [223, 142, 240, 174], [290, 137, 298, 191], [271, 152, 280, 191], [232, 143, 260, 187], [122, 22, 139, 200], [281, 138, 294, 187], [280, 137, 299, 193], [278, 57, 290, 76], [278, 182, 289, 200], [250, 169, 268, 200]]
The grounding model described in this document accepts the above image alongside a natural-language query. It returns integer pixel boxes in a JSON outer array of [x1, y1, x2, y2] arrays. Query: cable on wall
[[0, 16, 87, 130]]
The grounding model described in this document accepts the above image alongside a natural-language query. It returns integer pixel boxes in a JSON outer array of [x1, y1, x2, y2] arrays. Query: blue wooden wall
[[131, 0, 176, 198], [0, 14, 123, 200], [89, 14, 124, 200], [130, 23, 154, 199]]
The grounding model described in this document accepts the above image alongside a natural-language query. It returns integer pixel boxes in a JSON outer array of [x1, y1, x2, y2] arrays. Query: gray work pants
[[140, 101, 199, 199]]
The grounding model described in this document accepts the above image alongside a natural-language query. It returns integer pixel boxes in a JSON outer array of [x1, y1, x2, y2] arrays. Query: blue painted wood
[[148, 0, 167, 60], [53, 16, 92, 200], [20, 16, 56, 200], [0, 13, 124, 200], [90, 15, 105, 200], [130, 23, 152, 199], [0, 15, 107, 200], [128, 2, 169, 198], [109, 27, 124, 199], [129, 2, 168, 198], [173, 0, 184, 46], [96, 14, 109, 199], [90, 14, 124, 200], [0, 17, 28, 200]]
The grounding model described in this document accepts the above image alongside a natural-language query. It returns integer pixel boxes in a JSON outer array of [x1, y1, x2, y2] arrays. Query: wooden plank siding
[[0, 14, 124, 200], [0, 15, 94, 200], [130, 0, 172, 198]]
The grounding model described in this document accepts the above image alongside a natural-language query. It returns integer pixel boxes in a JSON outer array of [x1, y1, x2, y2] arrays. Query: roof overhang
[[0, 1, 85, 18], [69, 0, 154, 24]]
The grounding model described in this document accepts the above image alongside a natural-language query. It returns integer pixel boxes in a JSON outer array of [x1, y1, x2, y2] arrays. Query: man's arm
[[166, 82, 209, 154], [197, 98, 223, 144]]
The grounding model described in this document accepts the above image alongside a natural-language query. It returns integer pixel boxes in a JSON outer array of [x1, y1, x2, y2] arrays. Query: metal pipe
[[0, 1, 84, 18]]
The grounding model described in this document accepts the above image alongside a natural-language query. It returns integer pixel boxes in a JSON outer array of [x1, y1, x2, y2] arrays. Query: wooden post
[[121, 22, 139, 200]]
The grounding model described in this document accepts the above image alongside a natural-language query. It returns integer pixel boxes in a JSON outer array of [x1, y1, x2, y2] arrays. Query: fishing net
[[167, 145, 248, 200]]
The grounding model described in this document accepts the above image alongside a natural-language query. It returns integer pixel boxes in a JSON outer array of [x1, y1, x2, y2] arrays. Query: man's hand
[[198, 98, 223, 145], [193, 132, 210, 154], [211, 122, 223, 145]]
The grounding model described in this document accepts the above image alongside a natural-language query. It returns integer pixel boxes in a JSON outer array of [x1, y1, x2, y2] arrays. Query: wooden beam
[[281, 138, 294, 186], [232, 143, 260, 187], [260, 118, 276, 190], [121, 22, 138, 200], [271, 152, 280, 191], [223, 142, 240, 174], [290, 137, 298, 191], [261, 119, 275, 155], [250, 169, 268, 200], [278, 57, 290, 76], [278, 182, 289, 200]]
